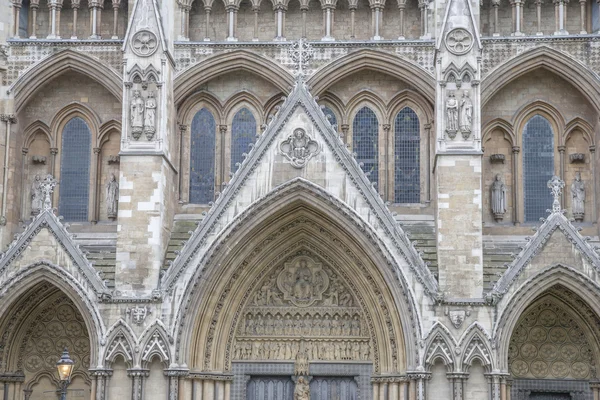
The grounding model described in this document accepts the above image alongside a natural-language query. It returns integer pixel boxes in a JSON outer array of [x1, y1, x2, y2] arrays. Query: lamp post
[[56, 348, 74, 400]]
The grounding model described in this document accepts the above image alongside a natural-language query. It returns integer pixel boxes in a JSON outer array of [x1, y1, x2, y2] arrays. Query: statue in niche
[[106, 173, 119, 220], [130, 90, 145, 140], [277, 257, 329, 307], [459, 91, 473, 139], [571, 172, 585, 221], [294, 376, 310, 400], [491, 174, 507, 222], [31, 174, 43, 215], [143, 91, 157, 140], [293, 260, 312, 300], [445, 92, 459, 138]]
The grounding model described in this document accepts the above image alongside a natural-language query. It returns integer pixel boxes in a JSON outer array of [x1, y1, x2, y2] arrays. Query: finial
[[547, 175, 565, 214], [40, 174, 58, 211]]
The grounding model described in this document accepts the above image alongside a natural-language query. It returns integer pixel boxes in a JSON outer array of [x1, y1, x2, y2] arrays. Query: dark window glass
[[523, 115, 554, 222], [322, 106, 337, 128], [231, 108, 256, 172], [58, 117, 91, 221], [353, 107, 379, 187], [394, 107, 420, 203], [189, 108, 216, 204]]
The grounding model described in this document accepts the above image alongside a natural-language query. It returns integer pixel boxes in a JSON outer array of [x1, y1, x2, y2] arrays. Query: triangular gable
[[0, 209, 108, 296], [122, 0, 169, 56], [436, 0, 482, 52], [162, 80, 438, 296], [490, 211, 600, 299]]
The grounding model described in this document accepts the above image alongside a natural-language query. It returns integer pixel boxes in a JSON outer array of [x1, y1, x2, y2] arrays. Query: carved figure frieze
[[130, 90, 157, 141], [127, 305, 150, 325], [570, 172, 585, 222], [491, 174, 507, 222], [279, 128, 320, 169], [234, 254, 371, 363], [131, 30, 158, 57], [106, 173, 119, 220], [445, 28, 474, 55]]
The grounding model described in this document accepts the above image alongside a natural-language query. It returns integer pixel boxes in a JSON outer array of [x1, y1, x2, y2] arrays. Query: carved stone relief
[[508, 297, 595, 379], [491, 174, 507, 222], [445, 28, 474, 55], [279, 128, 320, 168], [233, 254, 371, 363], [131, 30, 158, 57], [570, 172, 585, 222]]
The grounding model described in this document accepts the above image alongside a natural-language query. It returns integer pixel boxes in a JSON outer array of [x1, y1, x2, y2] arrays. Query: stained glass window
[[231, 108, 256, 172], [322, 106, 338, 128], [58, 117, 91, 221], [189, 108, 216, 204], [394, 107, 420, 203], [353, 107, 379, 186], [523, 115, 554, 222]]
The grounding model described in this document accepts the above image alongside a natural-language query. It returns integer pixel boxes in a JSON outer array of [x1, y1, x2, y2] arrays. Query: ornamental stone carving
[[279, 128, 320, 168], [143, 91, 157, 140], [491, 174, 507, 222], [233, 253, 371, 363], [445, 28, 474, 55], [548, 175, 565, 213], [39, 174, 57, 211], [106, 173, 119, 220], [294, 376, 310, 400], [30, 175, 42, 215], [570, 172, 585, 222], [130, 90, 145, 139], [459, 91, 473, 139], [445, 92, 459, 138], [131, 30, 158, 57]]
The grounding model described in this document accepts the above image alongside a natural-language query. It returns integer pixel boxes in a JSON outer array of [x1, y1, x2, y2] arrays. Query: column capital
[[512, 146, 520, 153], [557, 145, 566, 153], [89, 368, 113, 377], [50, 147, 59, 155], [127, 368, 150, 378], [382, 124, 391, 132], [219, 124, 228, 134]]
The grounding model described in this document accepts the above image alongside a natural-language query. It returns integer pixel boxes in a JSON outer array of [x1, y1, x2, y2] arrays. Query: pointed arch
[[174, 50, 294, 105], [318, 92, 346, 125], [50, 102, 102, 149], [308, 49, 435, 103], [458, 323, 493, 373], [494, 264, 600, 372], [222, 90, 265, 124], [98, 120, 122, 148], [139, 322, 172, 368], [423, 323, 457, 371], [0, 262, 105, 369], [22, 120, 52, 149], [564, 117, 595, 147], [103, 320, 137, 368], [170, 179, 427, 374], [482, 118, 515, 147], [482, 46, 600, 113], [11, 50, 122, 113], [177, 90, 225, 126]]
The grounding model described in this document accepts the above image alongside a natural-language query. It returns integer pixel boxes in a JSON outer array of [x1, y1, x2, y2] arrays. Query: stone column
[[492, 0, 500, 35], [322, 5, 335, 40], [47, 0, 63, 39], [349, 4, 356, 37], [590, 381, 600, 400], [226, 5, 239, 41], [341, 124, 349, 142], [89, 0, 102, 38], [92, 147, 101, 223], [447, 373, 467, 400], [579, 0, 587, 33], [558, 145, 566, 206], [372, 379, 380, 400], [407, 373, 428, 400], [511, 146, 520, 224], [71, 0, 80, 38], [371, 5, 383, 39], [274, 4, 287, 40], [178, 2, 191, 40], [29, 0, 39, 38], [91, 369, 112, 400], [127, 369, 149, 400], [383, 123, 391, 200], [19, 147, 28, 222], [534, 0, 543, 34], [0, 115, 15, 226], [419, 0, 430, 38], [510, 0, 524, 35], [554, 0, 569, 34], [165, 369, 189, 400], [112, 0, 121, 38], [12, 0, 22, 37], [590, 145, 596, 223], [204, 6, 212, 40], [252, 5, 260, 40], [398, 0, 406, 38]]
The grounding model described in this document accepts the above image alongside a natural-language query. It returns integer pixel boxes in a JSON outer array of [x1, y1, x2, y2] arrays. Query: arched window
[[231, 107, 256, 172], [353, 107, 379, 186], [189, 108, 216, 204], [322, 106, 338, 128], [394, 107, 420, 203], [523, 115, 554, 222], [58, 117, 91, 221]]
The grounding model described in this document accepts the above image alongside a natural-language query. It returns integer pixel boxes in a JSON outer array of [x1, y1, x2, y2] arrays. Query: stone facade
[[0, 0, 600, 398]]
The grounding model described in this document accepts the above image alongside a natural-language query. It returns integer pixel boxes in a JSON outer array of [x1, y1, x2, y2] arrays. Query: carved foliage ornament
[[279, 128, 320, 168], [131, 30, 158, 57], [445, 28, 474, 55]]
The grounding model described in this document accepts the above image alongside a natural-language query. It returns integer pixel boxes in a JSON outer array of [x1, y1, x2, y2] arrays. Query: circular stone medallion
[[131, 30, 158, 57], [445, 28, 474, 55]]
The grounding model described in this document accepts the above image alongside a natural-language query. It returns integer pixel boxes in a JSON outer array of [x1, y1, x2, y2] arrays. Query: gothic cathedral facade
[[0, 0, 599, 398]]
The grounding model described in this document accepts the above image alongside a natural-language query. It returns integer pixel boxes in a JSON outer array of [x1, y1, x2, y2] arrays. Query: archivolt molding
[[307, 49, 435, 103], [481, 46, 600, 113], [489, 211, 600, 301], [493, 264, 600, 372], [174, 50, 294, 105], [10, 49, 123, 113]]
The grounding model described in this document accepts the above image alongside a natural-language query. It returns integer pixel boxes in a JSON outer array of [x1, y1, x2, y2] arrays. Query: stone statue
[[130, 90, 145, 140], [571, 172, 585, 222], [491, 174, 507, 222], [31, 174, 43, 215], [143, 91, 157, 140], [106, 173, 119, 220], [445, 92, 459, 138], [294, 376, 310, 400], [460, 91, 473, 138], [39, 174, 57, 211], [279, 128, 319, 168]]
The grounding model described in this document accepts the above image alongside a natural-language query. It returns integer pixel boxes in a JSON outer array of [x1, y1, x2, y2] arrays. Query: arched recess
[[0, 263, 105, 370], [307, 50, 436, 103], [481, 46, 600, 113], [174, 51, 294, 105], [173, 181, 423, 374], [494, 264, 600, 374], [11, 50, 122, 113]]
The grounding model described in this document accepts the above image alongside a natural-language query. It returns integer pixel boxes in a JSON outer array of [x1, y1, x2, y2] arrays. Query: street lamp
[[56, 348, 74, 400]]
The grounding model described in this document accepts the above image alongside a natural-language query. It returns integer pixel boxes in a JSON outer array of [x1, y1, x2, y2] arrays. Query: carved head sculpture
[[575, 172, 582, 181], [110, 173, 116, 182], [294, 128, 304, 139], [495, 174, 501, 181], [133, 90, 142, 98]]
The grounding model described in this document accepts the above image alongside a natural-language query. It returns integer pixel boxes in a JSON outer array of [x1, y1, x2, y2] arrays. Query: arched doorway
[[0, 281, 93, 399]]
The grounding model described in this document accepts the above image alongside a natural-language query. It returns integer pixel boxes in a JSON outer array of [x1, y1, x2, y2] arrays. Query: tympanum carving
[[279, 128, 319, 168]]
